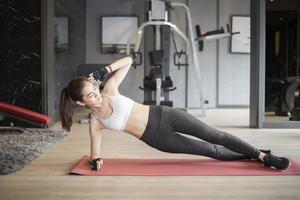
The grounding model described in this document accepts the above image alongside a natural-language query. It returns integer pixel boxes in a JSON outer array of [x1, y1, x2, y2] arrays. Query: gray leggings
[[140, 105, 260, 160]]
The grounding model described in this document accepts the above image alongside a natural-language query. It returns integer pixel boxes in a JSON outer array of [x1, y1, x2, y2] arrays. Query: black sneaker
[[259, 149, 271, 154], [263, 154, 291, 170]]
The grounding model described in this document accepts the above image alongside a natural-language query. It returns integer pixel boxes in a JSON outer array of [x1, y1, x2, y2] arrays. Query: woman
[[59, 56, 291, 171]]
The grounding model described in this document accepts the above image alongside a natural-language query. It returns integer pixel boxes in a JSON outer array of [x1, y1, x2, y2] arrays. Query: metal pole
[[127, 21, 190, 55], [171, 2, 206, 116]]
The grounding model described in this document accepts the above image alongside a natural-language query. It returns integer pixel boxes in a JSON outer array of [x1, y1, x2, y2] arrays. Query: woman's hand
[[87, 73, 100, 84], [87, 74, 101, 89], [90, 158, 104, 171], [89, 67, 111, 82]]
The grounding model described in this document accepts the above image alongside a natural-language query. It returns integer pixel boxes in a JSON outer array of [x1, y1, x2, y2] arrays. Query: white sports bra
[[91, 94, 135, 131]]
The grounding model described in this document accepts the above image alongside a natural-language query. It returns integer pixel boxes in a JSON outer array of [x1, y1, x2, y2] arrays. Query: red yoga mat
[[69, 155, 300, 176]]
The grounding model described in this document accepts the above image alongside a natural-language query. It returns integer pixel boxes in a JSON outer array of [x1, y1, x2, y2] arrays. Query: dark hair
[[59, 76, 87, 131]]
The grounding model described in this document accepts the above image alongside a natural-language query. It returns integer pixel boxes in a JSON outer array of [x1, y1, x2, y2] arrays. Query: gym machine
[[266, 77, 300, 120], [127, 0, 240, 117], [127, 0, 196, 111]]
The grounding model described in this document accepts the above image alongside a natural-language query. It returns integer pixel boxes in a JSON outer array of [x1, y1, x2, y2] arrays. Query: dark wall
[[0, 0, 41, 112], [85, 0, 146, 103], [53, 0, 86, 115]]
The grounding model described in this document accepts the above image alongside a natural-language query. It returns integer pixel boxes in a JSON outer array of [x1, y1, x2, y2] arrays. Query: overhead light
[[270, 0, 275, 2]]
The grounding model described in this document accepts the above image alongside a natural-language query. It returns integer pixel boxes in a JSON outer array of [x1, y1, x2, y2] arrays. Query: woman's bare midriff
[[124, 102, 150, 139]]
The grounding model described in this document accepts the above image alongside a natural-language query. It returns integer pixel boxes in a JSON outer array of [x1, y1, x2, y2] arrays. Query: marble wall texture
[[0, 0, 41, 113]]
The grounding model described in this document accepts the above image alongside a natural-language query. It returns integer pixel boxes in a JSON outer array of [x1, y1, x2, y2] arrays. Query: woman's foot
[[237, 149, 271, 161], [259, 149, 271, 154], [262, 154, 291, 170]]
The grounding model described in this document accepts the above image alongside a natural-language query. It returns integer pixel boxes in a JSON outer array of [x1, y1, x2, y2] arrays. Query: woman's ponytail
[[59, 87, 73, 131], [59, 76, 87, 131]]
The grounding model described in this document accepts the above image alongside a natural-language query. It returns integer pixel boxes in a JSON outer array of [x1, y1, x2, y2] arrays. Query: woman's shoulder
[[90, 114, 105, 130]]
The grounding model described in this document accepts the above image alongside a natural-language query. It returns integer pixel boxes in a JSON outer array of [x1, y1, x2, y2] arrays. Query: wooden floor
[[0, 108, 300, 200]]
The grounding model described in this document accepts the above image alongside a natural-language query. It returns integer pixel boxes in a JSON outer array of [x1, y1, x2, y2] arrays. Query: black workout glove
[[90, 158, 103, 171], [92, 66, 111, 82]]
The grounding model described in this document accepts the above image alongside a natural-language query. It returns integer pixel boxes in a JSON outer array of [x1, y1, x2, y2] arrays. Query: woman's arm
[[89, 117, 104, 170], [102, 56, 133, 94]]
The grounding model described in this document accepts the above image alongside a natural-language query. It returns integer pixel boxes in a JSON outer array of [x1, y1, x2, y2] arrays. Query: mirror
[[265, 0, 300, 122], [101, 16, 138, 54]]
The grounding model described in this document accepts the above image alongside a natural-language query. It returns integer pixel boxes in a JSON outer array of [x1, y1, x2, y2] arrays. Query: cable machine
[[127, 0, 239, 117]]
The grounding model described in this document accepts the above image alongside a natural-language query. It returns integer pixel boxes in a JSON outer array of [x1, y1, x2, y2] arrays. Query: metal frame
[[0, 111, 48, 128], [127, 1, 207, 117], [127, 21, 189, 54], [172, 2, 206, 117]]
